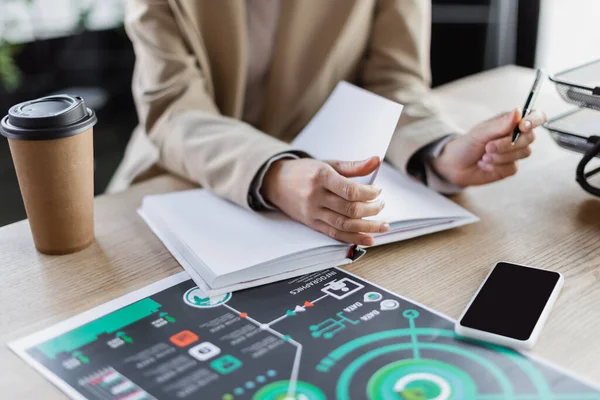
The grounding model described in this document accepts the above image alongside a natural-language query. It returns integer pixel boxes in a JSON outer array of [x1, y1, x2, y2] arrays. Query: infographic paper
[[9, 269, 600, 400]]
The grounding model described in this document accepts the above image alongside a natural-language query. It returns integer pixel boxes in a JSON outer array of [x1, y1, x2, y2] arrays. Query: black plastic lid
[[0, 95, 97, 141]]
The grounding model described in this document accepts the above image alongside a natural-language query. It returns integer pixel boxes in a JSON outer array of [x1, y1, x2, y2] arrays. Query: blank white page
[[142, 190, 342, 277], [372, 163, 477, 223], [291, 81, 403, 184]]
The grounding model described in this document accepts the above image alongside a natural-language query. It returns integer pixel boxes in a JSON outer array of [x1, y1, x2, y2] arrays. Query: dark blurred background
[[0, 0, 596, 227]]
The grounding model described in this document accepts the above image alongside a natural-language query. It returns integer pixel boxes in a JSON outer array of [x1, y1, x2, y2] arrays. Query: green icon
[[363, 291, 383, 302], [222, 394, 234, 400], [211, 354, 243, 375], [159, 312, 176, 323], [184, 288, 232, 308], [71, 351, 89, 364], [116, 331, 133, 344], [403, 309, 420, 319], [283, 335, 291, 341], [286, 310, 296, 317]]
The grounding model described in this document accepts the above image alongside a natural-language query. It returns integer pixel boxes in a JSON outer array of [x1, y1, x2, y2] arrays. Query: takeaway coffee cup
[[0, 95, 97, 255]]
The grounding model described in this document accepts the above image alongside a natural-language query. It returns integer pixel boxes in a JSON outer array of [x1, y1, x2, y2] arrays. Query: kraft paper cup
[[1, 95, 97, 255]]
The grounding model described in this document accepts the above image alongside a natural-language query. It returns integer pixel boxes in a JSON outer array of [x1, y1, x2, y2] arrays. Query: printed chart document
[[139, 82, 479, 295], [10, 269, 600, 400]]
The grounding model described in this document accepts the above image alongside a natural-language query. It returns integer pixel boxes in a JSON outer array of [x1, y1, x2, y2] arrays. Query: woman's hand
[[261, 156, 389, 246], [431, 108, 547, 187]]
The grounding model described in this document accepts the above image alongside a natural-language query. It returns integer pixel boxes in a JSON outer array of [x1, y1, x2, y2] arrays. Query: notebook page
[[372, 163, 477, 223], [291, 81, 403, 184], [142, 190, 343, 277]]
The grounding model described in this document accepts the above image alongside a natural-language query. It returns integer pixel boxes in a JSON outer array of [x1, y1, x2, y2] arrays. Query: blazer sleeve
[[360, 0, 464, 173], [125, 0, 293, 208]]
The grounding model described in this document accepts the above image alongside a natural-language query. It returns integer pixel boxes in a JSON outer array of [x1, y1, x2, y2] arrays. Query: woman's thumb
[[327, 156, 381, 177]]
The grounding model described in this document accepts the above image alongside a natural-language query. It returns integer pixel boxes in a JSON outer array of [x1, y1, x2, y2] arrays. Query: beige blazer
[[108, 0, 460, 208]]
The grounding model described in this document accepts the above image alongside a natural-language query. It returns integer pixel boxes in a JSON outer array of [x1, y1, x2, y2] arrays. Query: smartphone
[[455, 262, 564, 350]]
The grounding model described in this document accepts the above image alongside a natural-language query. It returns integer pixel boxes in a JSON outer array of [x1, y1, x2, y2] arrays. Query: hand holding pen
[[512, 69, 546, 144], [429, 69, 547, 187]]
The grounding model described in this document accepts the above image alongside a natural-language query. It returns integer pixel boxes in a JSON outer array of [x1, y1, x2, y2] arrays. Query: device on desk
[[547, 59, 600, 196], [549, 58, 600, 111], [545, 108, 600, 156], [455, 262, 564, 350]]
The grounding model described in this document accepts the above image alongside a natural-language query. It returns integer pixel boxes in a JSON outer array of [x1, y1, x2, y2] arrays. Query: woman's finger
[[310, 219, 374, 246], [482, 147, 532, 165], [322, 192, 385, 218], [318, 209, 389, 234], [477, 161, 519, 179], [485, 132, 535, 154], [320, 167, 380, 201]]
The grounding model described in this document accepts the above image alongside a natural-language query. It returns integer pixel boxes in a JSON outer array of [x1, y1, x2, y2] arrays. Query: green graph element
[[116, 331, 133, 344], [37, 298, 161, 359], [366, 359, 477, 400], [336, 342, 516, 400], [404, 309, 420, 359], [318, 308, 600, 400], [252, 380, 326, 400], [316, 328, 459, 371], [159, 312, 175, 323], [211, 355, 243, 375], [71, 351, 89, 364], [310, 312, 360, 339]]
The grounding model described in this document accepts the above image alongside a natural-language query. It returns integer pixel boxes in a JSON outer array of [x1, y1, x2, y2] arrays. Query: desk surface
[[1, 65, 599, 398]]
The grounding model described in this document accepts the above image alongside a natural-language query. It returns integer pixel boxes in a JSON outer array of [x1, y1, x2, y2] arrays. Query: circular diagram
[[314, 309, 557, 400], [367, 359, 476, 400], [183, 287, 231, 308], [252, 380, 326, 400]]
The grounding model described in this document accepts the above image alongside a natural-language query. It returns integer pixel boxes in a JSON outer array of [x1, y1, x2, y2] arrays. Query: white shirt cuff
[[253, 152, 301, 210]]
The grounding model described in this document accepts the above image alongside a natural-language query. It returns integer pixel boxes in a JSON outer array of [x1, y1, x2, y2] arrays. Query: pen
[[512, 69, 545, 145]]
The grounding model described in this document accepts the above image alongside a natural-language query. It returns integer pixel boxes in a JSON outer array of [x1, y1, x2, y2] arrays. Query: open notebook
[[139, 82, 478, 295]]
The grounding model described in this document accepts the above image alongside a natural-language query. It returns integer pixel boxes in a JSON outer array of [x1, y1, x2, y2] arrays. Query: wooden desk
[[1, 66, 599, 398]]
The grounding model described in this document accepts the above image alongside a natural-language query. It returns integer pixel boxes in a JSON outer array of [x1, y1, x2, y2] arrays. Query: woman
[[110, 0, 546, 246]]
